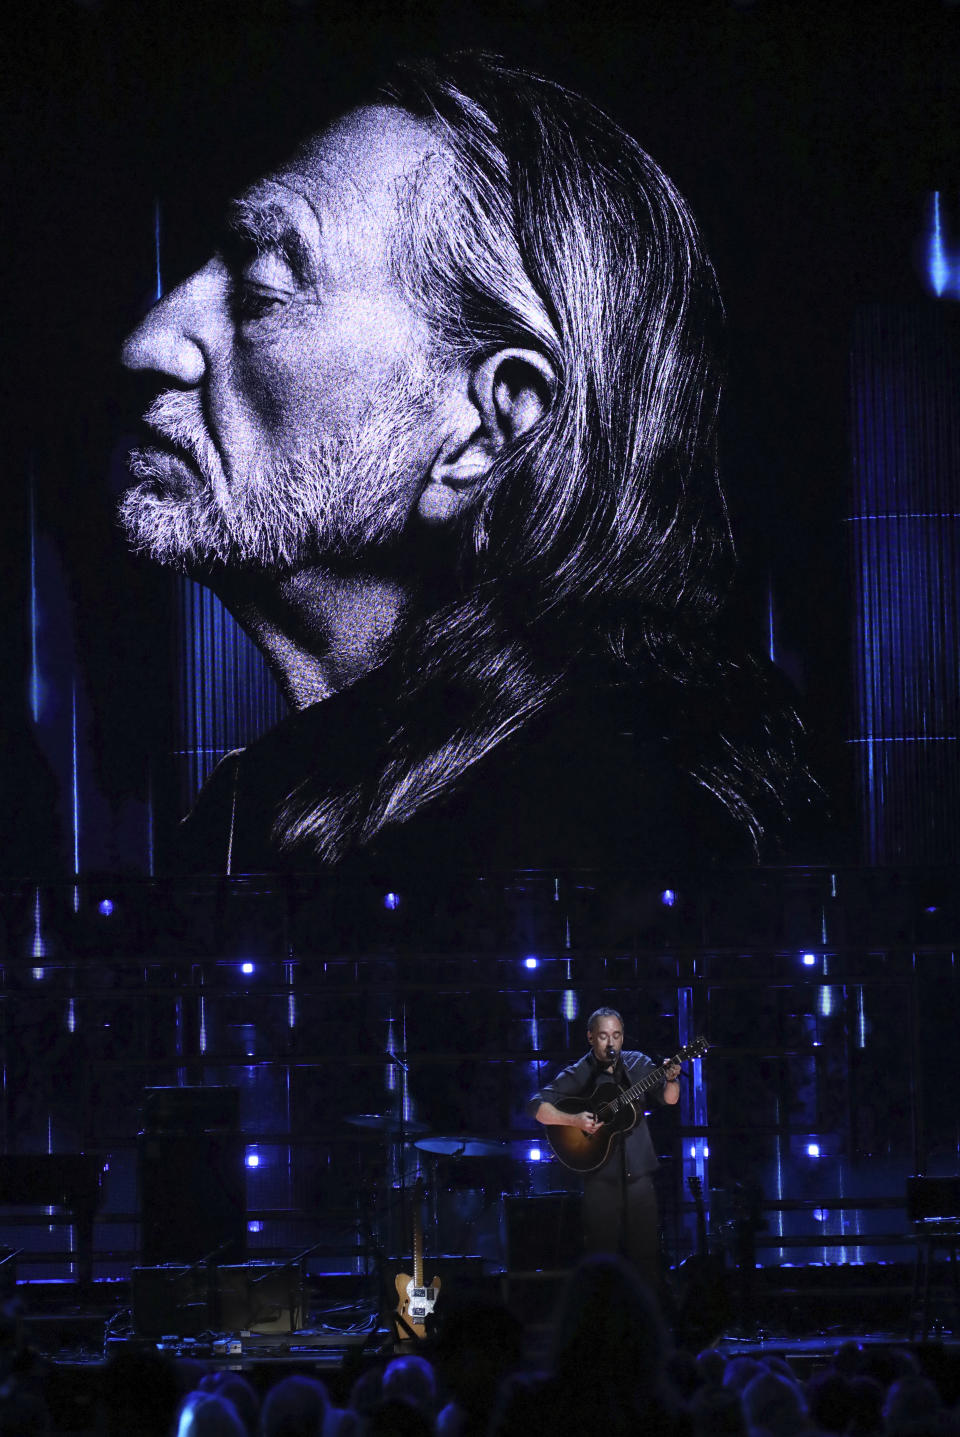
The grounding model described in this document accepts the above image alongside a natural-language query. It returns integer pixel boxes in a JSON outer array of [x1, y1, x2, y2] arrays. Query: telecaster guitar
[[545, 1037, 709, 1173], [394, 1178, 441, 1340]]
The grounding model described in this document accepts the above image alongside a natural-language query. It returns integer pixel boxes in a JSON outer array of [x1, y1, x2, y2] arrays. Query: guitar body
[[546, 1084, 639, 1173], [394, 1271, 441, 1340]]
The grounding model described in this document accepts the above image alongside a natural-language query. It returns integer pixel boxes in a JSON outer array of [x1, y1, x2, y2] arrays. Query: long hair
[[275, 52, 809, 861]]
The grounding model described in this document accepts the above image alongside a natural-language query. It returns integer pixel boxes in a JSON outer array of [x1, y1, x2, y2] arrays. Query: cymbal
[[415, 1135, 507, 1158], [344, 1114, 428, 1134]]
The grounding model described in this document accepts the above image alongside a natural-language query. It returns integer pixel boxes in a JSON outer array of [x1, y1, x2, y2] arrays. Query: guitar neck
[[412, 1183, 423, 1289], [608, 1049, 685, 1115]]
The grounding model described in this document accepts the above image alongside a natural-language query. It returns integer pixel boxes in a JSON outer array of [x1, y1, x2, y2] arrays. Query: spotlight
[[383, 892, 401, 911], [247, 1220, 263, 1234], [97, 899, 114, 917], [246, 1152, 260, 1169], [802, 953, 816, 966], [527, 1146, 542, 1162], [240, 962, 254, 975], [660, 888, 676, 907], [524, 956, 539, 970], [806, 1143, 820, 1158], [812, 1209, 829, 1222]]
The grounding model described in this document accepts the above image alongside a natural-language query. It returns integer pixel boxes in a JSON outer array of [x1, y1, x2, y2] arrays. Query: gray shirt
[[529, 1049, 666, 1180]]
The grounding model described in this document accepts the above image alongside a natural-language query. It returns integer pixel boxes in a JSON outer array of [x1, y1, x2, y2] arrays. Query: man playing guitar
[[530, 1006, 681, 1291]]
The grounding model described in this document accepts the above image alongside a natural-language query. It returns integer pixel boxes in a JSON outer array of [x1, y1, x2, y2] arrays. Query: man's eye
[[229, 281, 286, 321]]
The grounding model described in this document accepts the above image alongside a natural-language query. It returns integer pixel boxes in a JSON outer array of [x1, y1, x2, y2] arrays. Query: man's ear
[[418, 346, 556, 525]]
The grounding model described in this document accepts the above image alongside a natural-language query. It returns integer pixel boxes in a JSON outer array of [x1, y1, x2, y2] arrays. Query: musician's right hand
[[575, 1112, 600, 1134]]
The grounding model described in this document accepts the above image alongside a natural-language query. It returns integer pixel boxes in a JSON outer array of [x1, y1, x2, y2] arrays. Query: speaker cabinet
[[138, 1087, 245, 1266], [504, 1193, 581, 1270]]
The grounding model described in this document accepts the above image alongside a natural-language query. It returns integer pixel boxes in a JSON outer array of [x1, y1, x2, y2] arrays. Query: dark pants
[[582, 1168, 659, 1292]]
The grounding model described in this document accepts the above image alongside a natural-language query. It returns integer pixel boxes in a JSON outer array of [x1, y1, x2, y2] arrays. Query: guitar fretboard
[[602, 1040, 706, 1117]]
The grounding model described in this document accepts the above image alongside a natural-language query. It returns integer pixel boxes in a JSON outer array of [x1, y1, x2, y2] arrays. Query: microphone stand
[[606, 1048, 631, 1263]]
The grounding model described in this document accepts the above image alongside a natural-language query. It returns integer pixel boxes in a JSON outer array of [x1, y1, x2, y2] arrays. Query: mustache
[[130, 389, 223, 487]]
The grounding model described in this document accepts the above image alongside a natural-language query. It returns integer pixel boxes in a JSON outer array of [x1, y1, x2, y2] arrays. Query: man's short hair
[[587, 1007, 623, 1033]]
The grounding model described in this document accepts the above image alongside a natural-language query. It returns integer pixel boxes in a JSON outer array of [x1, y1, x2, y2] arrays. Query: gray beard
[[119, 379, 434, 572]]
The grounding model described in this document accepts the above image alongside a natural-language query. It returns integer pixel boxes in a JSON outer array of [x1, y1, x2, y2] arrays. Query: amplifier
[[504, 1193, 581, 1271], [132, 1265, 210, 1338], [132, 1263, 302, 1337], [217, 1264, 302, 1334]]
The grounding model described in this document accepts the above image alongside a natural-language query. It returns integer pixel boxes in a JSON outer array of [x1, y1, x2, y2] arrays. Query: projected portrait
[[119, 53, 809, 875]]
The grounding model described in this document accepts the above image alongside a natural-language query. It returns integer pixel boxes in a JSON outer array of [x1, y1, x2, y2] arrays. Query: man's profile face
[[587, 1016, 623, 1064], [120, 105, 445, 572]]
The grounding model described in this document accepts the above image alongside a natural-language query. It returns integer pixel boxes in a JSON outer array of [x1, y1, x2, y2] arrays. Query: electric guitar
[[394, 1179, 441, 1340], [545, 1037, 709, 1173]]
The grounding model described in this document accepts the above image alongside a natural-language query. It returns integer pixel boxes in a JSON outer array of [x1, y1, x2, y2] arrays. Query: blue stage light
[[928, 192, 950, 297], [813, 1209, 829, 1222], [527, 1146, 542, 1162], [802, 953, 816, 966], [561, 990, 578, 1021], [97, 899, 114, 917], [246, 1152, 260, 1169], [247, 1220, 263, 1234], [383, 892, 401, 911], [241, 962, 254, 975], [806, 1143, 820, 1158], [524, 956, 538, 970], [660, 889, 676, 907]]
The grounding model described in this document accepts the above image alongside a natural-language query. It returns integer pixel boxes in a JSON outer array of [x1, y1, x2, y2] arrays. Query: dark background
[[4, 0, 960, 876]]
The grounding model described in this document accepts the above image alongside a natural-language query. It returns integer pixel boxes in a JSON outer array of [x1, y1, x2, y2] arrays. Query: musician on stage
[[530, 1007, 680, 1291]]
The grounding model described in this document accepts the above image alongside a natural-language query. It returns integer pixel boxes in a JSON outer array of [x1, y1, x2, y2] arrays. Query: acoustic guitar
[[545, 1037, 709, 1173], [394, 1178, 441, 1340]]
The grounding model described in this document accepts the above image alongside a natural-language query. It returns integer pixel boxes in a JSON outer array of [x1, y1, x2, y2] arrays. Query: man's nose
[[121, 261, 223, 384]]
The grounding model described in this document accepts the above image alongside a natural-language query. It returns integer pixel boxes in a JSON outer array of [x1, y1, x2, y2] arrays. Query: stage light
[[246, 1152, 260, 1169], [527, 1146, 542, 1162], [802, 953, 816, 966], [240, 962, 254, 975], [813, 1209, 829, 1222], [97, 899, 114, 917], [688, 1145, 710, 1159], [247, 1220, 263, 1234], [524, 956, 538, 970], [31, 968, 44, 981], [927, 192, 950, 297], [561, 990, 578, 1021], [924, 905, 938, 915], [660, 889, 676, 907], [383, 892, 401, 911], [806, 1143, 820, 1158]]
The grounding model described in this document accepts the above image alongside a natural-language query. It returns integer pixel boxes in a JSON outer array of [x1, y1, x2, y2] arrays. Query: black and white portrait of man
[[116, 52, 809, 876], [15, 5, 950, 882]]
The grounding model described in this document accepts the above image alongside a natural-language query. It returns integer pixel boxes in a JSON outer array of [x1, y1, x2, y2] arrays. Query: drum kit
[[344, 1113, 518, 1264]]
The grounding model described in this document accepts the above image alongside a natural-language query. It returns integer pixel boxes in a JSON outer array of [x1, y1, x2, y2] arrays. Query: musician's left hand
[[664, 1062, 681, 1082]]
